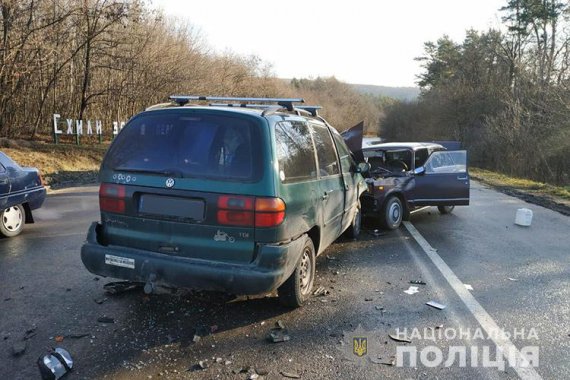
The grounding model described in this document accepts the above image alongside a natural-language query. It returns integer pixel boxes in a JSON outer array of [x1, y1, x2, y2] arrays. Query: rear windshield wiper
[[113, 167, 184, 178]]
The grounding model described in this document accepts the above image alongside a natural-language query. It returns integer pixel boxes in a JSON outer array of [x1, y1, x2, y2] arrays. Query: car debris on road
[[426, 301, 447, 310]]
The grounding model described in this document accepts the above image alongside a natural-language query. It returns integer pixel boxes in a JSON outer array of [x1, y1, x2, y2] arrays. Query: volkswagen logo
[[165, 178, 175, 188]]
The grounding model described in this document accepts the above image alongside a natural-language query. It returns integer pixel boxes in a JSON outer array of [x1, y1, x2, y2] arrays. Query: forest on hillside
[[382, 0, 570, 185], [0, 0, 384, 139]]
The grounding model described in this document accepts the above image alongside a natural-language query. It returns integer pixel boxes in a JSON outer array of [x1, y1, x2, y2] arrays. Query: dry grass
[[0, 139, 107, 177], [471, 168, 570, 202]]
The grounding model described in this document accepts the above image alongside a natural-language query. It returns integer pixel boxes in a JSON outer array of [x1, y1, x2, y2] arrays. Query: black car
[[360, 142, 470, 229], [0, 151, 46, 237]]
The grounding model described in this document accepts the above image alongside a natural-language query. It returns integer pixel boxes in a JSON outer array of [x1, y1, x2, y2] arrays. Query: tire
[[380, 196, 403, 230], [344, 207, 361, 239], [0, 204, 25, 238], [278, 236, 315, 307], [438, 205, 455, 214]]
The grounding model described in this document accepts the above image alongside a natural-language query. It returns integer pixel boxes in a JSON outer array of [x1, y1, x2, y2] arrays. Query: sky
[[151, 0, 506, 87]]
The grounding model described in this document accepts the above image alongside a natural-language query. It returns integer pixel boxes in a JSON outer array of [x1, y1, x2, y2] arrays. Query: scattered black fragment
[[410, 280, 426, 285], [67, 333, 90, 339], [97, 317, 115, 324], [389, 334, 411, 343], [103, 281, 143, 295]]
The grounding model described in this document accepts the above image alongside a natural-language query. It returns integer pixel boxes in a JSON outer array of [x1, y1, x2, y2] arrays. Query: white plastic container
[[515, 208, 533, 226]]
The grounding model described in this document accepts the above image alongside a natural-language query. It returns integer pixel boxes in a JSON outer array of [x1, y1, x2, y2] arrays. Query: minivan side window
[[310, 124, 340, 176], [275, 121, 317, 183], [332, 133, 355, 174]]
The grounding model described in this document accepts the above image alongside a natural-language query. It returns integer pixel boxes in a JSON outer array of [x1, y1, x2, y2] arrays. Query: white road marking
[[403, 221, 542, 380]]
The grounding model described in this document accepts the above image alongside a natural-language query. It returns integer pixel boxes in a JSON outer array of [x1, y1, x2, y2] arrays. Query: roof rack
[[207, 103, 322, 117], [169, 95, 304, 111], [295, 106, 322, 117]]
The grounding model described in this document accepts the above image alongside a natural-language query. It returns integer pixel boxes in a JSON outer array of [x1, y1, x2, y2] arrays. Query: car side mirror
[[414, 166, 425, 175], [356, 162, 370, 173]]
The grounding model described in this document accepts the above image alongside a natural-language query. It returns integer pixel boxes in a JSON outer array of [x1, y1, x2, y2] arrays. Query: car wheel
[[380, 196, 403, 230], [0, 204, 25, 238], [278, 236, 315, 307], [438, 205, 455, 214], [344, 207, 361, 239]]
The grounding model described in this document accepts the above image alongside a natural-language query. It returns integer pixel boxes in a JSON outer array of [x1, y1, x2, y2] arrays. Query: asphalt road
[[0, 182, 568, 380]]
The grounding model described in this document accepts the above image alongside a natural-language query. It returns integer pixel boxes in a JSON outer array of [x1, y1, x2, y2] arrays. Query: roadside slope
[[0, 139, 107, 188]]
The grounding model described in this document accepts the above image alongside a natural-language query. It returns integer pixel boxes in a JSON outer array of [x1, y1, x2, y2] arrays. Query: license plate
[[139, 194, 205, 220], [105, 254, 135, 269]]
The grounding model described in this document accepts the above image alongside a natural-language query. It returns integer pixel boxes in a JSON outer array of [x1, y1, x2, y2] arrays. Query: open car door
[[412, 150, 470, 206], [340, 121, 364, 162]]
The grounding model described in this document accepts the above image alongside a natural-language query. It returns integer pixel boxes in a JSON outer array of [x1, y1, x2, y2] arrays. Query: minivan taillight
[[217, 195, 285, 227], [254, 197, 286, 227], [99, 183, 126, 214]]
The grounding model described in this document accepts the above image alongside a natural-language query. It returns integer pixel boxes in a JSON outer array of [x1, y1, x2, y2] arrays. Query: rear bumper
[[81, 222, 304, 295]]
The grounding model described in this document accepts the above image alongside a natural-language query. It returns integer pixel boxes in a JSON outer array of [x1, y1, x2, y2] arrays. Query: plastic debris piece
[[268, 328, 290, 343], [410, 280, 426, 285], [426, 301, 446, 310], [388, 334, 411, 344], [93, 297, 107, 305], [403, 286, 419, 295], [276, 320, 286, 330], [103, 281, 144, 295], [55, 336, 64, 343], [281, 371, 301, 379], [192, 335, 201, 343], [97, 317, 115, 324], [37, 347, 73, 380], [23, 326, 37, 341], [364, 297, 373, 302], [464, 284, 474, 291], [507, 277, 518, 282], [313, 286, 329, 297]]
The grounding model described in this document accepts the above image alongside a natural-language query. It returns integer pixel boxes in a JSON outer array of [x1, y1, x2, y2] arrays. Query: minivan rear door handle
[[322, 189, 334, 200], [457, 175, 468, 181]]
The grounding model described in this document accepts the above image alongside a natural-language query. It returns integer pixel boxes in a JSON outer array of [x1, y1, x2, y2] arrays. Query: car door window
[[275, 121, 317, 183], [332, 133, 355, 174], [310, 124, 340, 177], [0, 163, 6, 174], [414, 148, 429, 169], [424, 151, 467, 174]]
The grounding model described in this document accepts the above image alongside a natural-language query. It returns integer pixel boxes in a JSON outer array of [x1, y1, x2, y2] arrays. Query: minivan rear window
[[102, 112, 262, 181]]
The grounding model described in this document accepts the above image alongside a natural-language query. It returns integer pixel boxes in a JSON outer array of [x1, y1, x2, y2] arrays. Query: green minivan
[[81, 96, 367, 306]]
